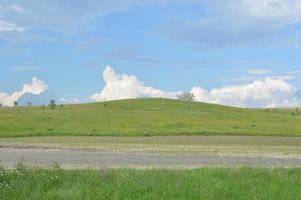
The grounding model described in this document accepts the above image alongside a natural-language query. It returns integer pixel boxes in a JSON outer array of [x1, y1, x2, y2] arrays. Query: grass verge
[[0, 165, 300, 200], [1, 136, 301, 156]]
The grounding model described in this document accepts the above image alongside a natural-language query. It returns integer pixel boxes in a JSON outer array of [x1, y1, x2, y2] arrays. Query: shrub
[[49, 99, 56, 110]]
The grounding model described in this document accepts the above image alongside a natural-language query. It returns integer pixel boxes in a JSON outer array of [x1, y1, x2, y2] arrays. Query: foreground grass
[[0, 166, 300, 200], [0, 98, 301, 137]]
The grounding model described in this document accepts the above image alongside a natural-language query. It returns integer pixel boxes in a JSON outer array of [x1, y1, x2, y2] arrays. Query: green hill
[[0, 98, 301, 137]]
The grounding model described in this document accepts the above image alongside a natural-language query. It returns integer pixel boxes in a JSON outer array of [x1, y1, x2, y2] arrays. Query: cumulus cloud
[[90, 66, 176, 101], [0, 77, 48, 106], [91, 66, 301, 108], [192, 78, 300, 107]]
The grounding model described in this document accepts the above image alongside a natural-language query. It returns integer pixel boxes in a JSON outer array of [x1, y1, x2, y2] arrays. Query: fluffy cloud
[[91, 66, 300, 108], [0, 77, 48, 106], [162, 0, 301, 47], [192, 78, 300, 107], [90, 66, 176, 101]]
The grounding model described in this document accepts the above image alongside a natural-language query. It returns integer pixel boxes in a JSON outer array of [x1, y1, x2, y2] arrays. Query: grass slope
[[1, 167, 300, 200], [0, 98, 301, 137]]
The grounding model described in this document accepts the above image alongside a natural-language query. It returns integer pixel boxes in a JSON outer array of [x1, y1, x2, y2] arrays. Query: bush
[[49, 99, 56, 110]]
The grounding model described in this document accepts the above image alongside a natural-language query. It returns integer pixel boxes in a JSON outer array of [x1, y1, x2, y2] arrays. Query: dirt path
[[1, 136, 301, 155], [1, 147, 300, 168]]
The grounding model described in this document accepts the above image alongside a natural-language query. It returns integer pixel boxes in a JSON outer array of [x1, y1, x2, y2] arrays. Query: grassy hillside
[[0, 98, 301, 137]]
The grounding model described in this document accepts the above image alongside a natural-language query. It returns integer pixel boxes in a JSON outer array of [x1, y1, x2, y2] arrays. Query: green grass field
[[0, 98, 301, 137], [1, 166, 300, 200]]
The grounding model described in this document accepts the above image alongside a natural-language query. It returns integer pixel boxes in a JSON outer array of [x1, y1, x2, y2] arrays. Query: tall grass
[[1, 166, 300, 200]]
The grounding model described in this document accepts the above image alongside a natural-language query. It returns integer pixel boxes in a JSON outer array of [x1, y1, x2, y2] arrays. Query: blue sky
[[0, 0, 301, 107]]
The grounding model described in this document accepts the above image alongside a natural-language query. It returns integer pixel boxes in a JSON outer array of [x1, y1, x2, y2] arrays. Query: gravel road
[[1, 148, 300, 168]]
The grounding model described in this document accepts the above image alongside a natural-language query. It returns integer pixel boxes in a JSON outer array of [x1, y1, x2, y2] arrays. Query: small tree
[[49, 99, 56, 110], [42, 105, 46, 110], [177, 92, 195, 101], [0, 103, 2, 108], [28, 102, 32, 107], [14, 101, 18, 107]]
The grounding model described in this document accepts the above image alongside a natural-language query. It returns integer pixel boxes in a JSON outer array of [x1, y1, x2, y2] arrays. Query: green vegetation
[[260, 107, 301, 117], [0, 98, 301, 137], [1, 136, 301, 155], [0, 166, 300, 200], [49, 99, 56, 110]]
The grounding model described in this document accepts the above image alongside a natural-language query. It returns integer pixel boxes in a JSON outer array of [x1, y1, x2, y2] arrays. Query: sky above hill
[[0, 0, 301, 107]]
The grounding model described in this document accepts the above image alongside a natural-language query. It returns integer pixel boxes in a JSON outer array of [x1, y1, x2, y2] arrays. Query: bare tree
[[177, 92, 195, 101]]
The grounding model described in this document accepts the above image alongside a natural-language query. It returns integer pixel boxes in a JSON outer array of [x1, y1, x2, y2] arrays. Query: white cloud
[[90, 65, 177, 101], [91, 66, 300, 108], [243, 68, 273, 76], [0, 4, 29, 14], [0, 77, 48, 106], [192, 78, 300, 107], [0, 0, 176, 36], [11, 64, 40, 72], [59, 98, 81, 104], [7, 4, 30, 14], [225, 0, 301, 25], [0, 19, 25, 32], [162, 0, 301, 46], [0, 0, 183, 48], [219, 76, 261, 83]]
